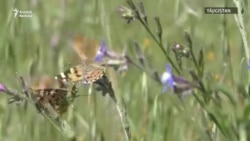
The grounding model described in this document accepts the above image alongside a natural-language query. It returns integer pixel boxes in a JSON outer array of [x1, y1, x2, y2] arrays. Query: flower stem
[[233, 0, 250, 82]]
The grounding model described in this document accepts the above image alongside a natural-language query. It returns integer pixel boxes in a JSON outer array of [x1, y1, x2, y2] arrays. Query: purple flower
[[0, 84, 5, 92], [247, 58, 250, 69], [161, 64, 174, 93], [94, 40, 107, 62], [93, 40, 129, 73]]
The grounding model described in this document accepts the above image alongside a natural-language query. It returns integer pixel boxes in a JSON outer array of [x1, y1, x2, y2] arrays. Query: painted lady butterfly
[[55, 62, 106, 84], [31, 86, 78, 118]]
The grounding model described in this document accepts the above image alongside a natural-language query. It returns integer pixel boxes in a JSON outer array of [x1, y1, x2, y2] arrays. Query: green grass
[[0, 0, 250, 141]]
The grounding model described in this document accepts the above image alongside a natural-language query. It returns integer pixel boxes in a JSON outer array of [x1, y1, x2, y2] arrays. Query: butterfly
[[54, 62, 106, 84], [31, 86, 78, 118], [70, 35, 99, 63]]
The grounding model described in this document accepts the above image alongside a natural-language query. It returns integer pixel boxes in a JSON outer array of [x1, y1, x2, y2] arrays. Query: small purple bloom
[[247, 58, 250, 69], [161, 64, 174, 93], [0, 84, 5, 92], [94, 40, 107, 62]]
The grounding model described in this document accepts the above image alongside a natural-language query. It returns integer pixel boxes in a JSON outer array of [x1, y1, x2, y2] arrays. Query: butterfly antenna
[[74, 94, 90, 98]]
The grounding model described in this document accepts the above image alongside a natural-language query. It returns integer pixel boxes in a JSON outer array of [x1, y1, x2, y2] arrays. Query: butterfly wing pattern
[[55, 62, 106, 84], [81, 63, 106, 84], [31, 87, 78, 118]]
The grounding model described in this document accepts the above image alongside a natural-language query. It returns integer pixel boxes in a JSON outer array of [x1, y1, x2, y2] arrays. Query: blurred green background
[[0, 0, 249, 141]]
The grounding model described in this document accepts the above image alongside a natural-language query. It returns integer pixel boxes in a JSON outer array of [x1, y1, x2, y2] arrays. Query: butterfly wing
[[71, 35, 99, 62], [55, 63, 106, 84], [32, 89, 69, 117], [82, 63, 106, 84], [55, 64, 84, 83]]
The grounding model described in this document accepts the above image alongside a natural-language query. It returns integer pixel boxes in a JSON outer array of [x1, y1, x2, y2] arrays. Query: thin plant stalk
[[95, 76, 131, 141], [114, 99, 131, 141], [125, 0, 181, 74], [233, 0, 250, 82]]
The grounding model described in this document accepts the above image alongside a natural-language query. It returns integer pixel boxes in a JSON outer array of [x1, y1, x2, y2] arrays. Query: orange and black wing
[[54, 64, 84, 83], [32, 88, 69, 116], [55, 63, 106, 84], [82, 63, 106, 84]]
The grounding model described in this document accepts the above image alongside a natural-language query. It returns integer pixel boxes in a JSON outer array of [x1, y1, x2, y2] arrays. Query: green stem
[[233, 0, 250, 82], [126, 0, 181, 74], [136, 16, 181, 74]]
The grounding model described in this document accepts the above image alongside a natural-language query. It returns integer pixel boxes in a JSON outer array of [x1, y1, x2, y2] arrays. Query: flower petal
[[0, 84, 5, 92], [161, 64, 174, 94], [94, 54, 104, 62], [162, 85, 168, 93], [248, 58, 250, 69], [161, 71, 171, 84], [165, 64, 171, 73], [161, 64, 172, 84], [100, 40, 107, 52], [94, 40, 107, 62]]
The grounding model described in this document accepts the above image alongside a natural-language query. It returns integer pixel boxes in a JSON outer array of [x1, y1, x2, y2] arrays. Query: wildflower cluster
[[115, 0, 250, 140]]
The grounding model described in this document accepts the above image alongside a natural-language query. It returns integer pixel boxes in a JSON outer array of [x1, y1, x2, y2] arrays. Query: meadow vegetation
[[0, 0, 249, 141]]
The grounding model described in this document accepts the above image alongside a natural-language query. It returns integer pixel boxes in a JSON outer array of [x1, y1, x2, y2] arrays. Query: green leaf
[[213, 84, 236, 106], [243, 104, 250, 120], [198, 48, 204, 75]]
